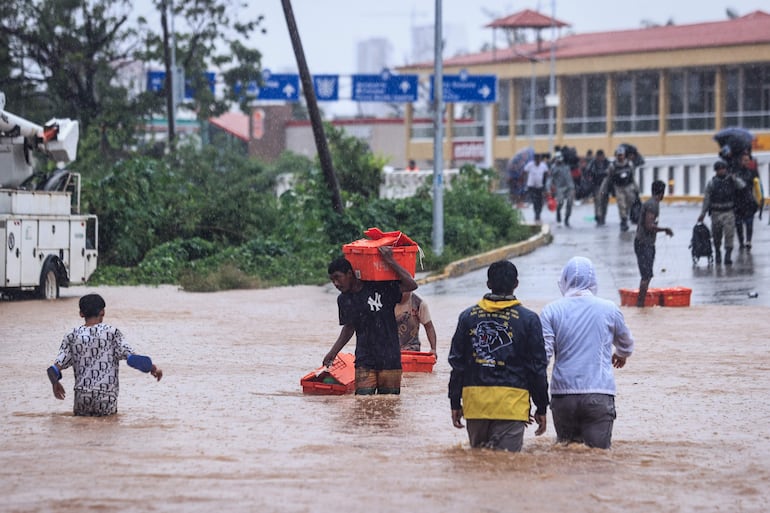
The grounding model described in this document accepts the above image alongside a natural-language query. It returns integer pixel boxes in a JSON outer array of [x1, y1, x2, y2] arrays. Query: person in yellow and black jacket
[[448, 260, 549, 452]]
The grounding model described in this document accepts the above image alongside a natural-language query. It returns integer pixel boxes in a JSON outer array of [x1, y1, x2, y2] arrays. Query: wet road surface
[[1, 201, 769, 512], [422, 201, 770, 307]]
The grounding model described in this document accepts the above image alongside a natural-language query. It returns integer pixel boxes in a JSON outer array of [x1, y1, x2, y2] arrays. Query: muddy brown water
[[1, 284, 769, 512]]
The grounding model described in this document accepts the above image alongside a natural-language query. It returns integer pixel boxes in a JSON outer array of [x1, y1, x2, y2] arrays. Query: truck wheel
[[38, 263, 60, 300]]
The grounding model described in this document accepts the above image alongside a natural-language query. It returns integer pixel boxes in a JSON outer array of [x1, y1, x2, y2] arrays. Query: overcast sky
[[251, 0, 768, 73]]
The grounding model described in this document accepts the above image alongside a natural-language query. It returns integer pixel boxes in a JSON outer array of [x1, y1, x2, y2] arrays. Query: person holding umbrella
[[714, 127, 754, 172], [506, 147, 534, 207]]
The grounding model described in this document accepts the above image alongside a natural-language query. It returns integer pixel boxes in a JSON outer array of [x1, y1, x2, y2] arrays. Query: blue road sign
[[313, 74, 339, 102], [251, 70, 300, 101], [184, 72, 216, 99], [147, 70, 165, 93], [351, 69, 418, 103], [146, 70, 216, 99], [431, 70, 497, 103]]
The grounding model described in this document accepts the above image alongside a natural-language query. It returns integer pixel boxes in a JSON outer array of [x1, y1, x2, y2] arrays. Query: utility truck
[[0, 92, 97, 299]]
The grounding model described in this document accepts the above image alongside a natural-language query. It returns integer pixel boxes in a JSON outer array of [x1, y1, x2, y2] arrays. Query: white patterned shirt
[[55, 323, 135, 397]]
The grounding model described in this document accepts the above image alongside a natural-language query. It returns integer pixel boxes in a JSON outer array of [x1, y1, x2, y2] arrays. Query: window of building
[[515, 77, 550, 136], [667, 69, 715, 131], [563, 75, 607, 134], [496, 79, 511, 137], [614, 72, 659, 133], [452, 104, 484, 138], [725, 65, 770, 129]]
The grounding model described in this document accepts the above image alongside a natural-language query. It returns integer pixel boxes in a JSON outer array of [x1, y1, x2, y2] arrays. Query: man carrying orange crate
[[323, 246, 418, 395]]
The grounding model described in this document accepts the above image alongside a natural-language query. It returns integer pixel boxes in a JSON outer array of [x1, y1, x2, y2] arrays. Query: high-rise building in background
[[354, 25, 469, 118], [357, 37, 393, 74], [355, 38, 393, 117]]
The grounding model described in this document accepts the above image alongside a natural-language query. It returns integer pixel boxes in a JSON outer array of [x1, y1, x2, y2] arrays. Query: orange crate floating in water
[[401, 350, 436, 373], [300, 352, 356, 395], [343, 240, 418, 281], [660, 287, 692, 307], [618, 288, 663, 307]]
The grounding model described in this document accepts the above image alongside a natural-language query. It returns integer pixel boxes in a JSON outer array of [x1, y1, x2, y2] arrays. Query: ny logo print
[[367, 292, 383, 311]]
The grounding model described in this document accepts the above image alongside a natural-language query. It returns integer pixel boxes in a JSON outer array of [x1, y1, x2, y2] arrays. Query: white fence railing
[[379, 169, 460, 199], [276, 152, 770, 201], [636, 151, 770, 197], [378, 152, 770, 200]]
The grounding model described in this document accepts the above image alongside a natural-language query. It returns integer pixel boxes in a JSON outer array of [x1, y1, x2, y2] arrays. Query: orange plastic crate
[[401, 350, 437, 373], [300, 352, 356, 395], [618, 288, 662, 307], [342, 240, 418, 281], [660, 287, 692, 307]]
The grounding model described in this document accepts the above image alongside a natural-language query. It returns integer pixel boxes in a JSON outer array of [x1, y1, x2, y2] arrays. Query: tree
[[1, 0, 267, 158], [137, 0, 267, 143], [0, 2, 34, 118], [0, 0, 161, 165], [324, 123, 385, 201], [0, 1, 147, 130]]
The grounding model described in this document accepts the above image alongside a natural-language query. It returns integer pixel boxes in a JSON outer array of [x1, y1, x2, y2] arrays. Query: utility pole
[[161, 0, 176, 149], [432, 0, 444, 256], [281, 0, 343, 214]]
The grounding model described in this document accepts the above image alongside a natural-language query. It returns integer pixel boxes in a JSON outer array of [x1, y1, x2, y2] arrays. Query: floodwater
[[2, 284, 769, 513]]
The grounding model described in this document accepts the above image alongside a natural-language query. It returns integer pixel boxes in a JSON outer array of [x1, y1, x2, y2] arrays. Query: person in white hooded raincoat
[[539, 256, 634, 449]]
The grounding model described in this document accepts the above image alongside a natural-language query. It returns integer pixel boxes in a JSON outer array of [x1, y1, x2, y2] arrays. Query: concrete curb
[[417, 224, 553, 285]]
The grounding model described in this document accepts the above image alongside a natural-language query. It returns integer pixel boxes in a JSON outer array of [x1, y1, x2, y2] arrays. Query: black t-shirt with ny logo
[[337, 281, 402, 370]]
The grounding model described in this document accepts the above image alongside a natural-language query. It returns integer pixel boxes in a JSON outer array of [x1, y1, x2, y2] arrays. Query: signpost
[[148, 68, 499, 107], [351, 69, 418, 103], [430, 70, 497, 103], [148, 68, 498, 106], [236, 72, 338, 102], [146, 70, 165, 94], [248, 70, 300, 101], [312, 74, 339, 102], [146, 70, 215, 100]]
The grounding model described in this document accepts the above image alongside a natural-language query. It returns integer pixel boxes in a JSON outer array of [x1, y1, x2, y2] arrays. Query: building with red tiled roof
[[399, 10, 770, 168]]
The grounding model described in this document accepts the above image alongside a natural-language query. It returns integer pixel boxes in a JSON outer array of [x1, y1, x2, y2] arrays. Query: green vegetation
[[83, 126, 529, 290]]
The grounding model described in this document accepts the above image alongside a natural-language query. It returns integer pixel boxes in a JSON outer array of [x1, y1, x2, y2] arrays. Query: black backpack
[[689, 223, 713, 263]]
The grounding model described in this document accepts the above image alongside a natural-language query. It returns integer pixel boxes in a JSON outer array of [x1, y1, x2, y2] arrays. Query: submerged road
[[421, 201, 770, 307]]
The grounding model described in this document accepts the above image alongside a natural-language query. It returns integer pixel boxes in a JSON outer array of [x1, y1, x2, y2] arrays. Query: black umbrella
[[618, 143, 644, 166], [507, 146, 535, 177], [618, 142, 639, 156], [714, 127, 754, 156]]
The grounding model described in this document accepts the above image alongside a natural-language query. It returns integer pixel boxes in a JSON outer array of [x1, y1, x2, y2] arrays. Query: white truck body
[[1, 190, 98, 298], [0, 92, 98, 299]]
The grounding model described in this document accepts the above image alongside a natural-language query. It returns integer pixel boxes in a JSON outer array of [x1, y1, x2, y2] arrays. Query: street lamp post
[[529, 60, 536, 145], [514, 51, 543, 147], [432, 0, 444, 256], [548, 0, 557, 154]]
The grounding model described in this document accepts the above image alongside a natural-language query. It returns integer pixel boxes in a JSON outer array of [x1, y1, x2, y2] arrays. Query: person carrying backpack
[[698, 160, 743, 265]]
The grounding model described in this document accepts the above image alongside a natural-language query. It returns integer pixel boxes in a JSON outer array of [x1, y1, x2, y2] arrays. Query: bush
[[83, 130, 530, 290], [179, 264, 263, 292]]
